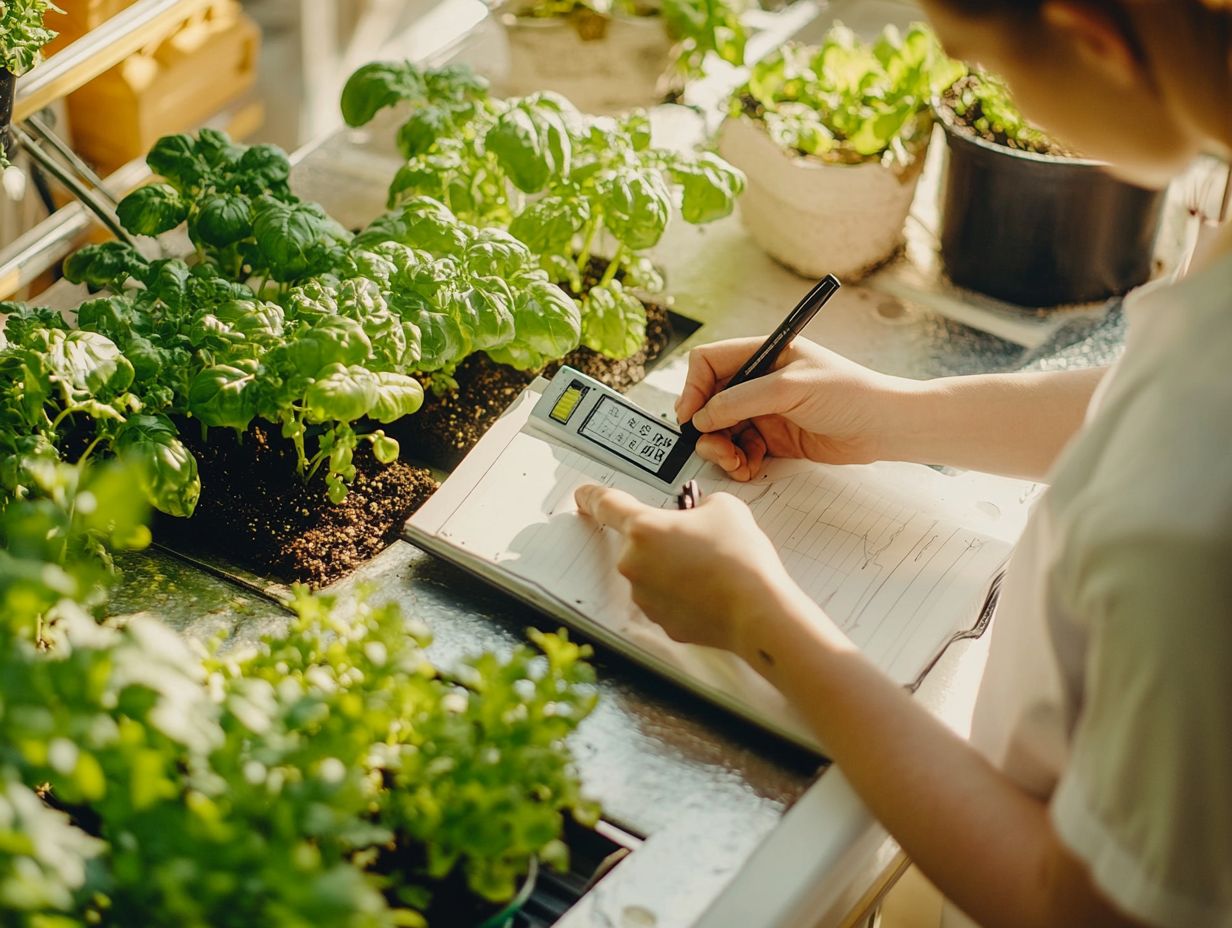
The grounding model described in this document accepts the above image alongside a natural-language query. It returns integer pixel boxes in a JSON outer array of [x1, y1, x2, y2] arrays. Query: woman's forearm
[[738, 585, 1142, 928], [884, 368, 1107, 480]]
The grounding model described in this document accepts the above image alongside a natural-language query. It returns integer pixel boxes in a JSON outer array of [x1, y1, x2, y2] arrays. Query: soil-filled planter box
[[936, 110, 1166, 307], [151, 300, 687, 585], [497, 10, 672, 114], [718, 115, 928, 281], [153, 420, 439, 588], [392, 300, 678, 471]]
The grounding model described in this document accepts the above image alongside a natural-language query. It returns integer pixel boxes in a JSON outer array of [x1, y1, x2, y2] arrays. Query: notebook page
[[702, 462, 1011, 684], [433, 430, 675, 614], [408, 384, 1016, 743]]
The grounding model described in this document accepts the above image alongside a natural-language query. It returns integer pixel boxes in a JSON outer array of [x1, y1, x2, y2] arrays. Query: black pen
[[678, 273, 841, 448]]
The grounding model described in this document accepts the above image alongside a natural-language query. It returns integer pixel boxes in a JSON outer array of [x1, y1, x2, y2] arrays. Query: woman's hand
[[573, 484, 807, 660], [675, 337, 915, 481]]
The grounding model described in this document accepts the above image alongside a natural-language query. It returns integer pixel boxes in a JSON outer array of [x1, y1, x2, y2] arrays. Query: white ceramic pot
[[497, 12, 673, 115], [717, 115, 928, 281]]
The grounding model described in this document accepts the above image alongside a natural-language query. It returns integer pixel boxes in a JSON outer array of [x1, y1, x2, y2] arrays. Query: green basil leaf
[[252, 197, 349, 282], [143, 259, 193, 312], [116, 184, 190, 237], [370, 372, 424, 424], [184, 270, 255, 308], [487, 95, 574, 194], [115, 414, 201, 517], [464, 229, 533, 279], [195, 127, 243, 171], [333, 279, 407, 366], [74, 297, 134, 342], [284, 315, 372, 378], [370, 433, 400, 464], [3, 305, 70, 348], [341, 60, 426, 127], [63, 242, 150, 293], [188, 364, 257, 430], [593, 168, 671, 251], [580, 281, 646, 359], [303, 363, 379, 423], [487, 279, 581, 370], [146, 134, 207, 190], [396, 105, 454, 160], [208, 299, 286, 345], [406, 309, 469, 372], [355, 197, 468, 255], [191, 193, 252, 247], [424, 63, 489, 104], [237, 143, 292, 196], [46, 330, 135, 397], [345, 248, 400, 286], [619, 111, 653, 152], [509, 195, 591, 257], [456, 277, 516, 351], [668, 152, 745, 224]]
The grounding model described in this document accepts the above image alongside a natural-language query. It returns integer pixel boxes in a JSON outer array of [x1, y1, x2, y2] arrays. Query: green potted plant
[[719, 22, 963, 280], [495, 0, 747, 114], [0, 0, 60, 160], [935, 69, 1167, 306]]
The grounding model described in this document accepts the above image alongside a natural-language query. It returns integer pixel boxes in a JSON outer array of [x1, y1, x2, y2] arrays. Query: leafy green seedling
[[731, 23, 964, 168]]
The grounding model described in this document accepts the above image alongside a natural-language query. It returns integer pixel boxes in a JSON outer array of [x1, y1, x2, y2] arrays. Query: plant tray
[[148, 306, 702, 593]]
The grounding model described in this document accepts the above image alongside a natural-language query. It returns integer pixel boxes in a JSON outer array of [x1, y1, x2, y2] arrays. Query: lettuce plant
[[342, 61, 744, 359], [730, 23, 964, 168], [0, 0, 59, 77]]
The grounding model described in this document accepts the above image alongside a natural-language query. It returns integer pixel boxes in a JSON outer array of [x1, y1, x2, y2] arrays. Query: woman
[[574, 2, 1232, 925]]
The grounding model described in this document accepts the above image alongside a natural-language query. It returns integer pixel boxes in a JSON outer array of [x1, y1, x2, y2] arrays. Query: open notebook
[[405, 379, 1024, 752]]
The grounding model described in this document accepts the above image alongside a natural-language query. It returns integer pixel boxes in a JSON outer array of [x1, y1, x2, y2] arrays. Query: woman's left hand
[[573, 484, 802, 658]]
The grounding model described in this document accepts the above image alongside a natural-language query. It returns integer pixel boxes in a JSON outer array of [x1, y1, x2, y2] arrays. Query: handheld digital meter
[[529, 367, 702, 490]]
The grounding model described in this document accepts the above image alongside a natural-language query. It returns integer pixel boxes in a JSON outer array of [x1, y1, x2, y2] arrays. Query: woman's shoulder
[[1042, 263, 1232, 627]]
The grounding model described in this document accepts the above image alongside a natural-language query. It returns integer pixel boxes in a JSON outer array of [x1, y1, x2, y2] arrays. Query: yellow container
[[66, 1, 260, 173], [45, 0, 136, 55]]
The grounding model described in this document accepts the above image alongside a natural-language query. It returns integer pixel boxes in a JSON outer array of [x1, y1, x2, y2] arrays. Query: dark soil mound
[[156, 420, 438, 587]]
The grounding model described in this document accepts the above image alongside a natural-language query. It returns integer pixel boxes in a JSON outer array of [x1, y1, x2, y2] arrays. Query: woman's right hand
[[675, 337, 914, 481]]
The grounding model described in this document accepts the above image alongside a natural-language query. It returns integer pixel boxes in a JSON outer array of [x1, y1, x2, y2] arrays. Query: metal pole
[[9, 125, 137, 248]]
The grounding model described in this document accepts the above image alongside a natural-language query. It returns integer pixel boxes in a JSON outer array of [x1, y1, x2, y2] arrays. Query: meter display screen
[[580, 396, 678, 473]]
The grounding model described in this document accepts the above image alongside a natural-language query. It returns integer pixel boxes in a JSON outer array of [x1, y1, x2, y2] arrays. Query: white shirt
[[946, 252, 1232, 928]]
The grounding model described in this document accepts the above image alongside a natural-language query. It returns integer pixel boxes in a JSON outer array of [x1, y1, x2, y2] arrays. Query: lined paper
[[711, 465, 1003, 683]]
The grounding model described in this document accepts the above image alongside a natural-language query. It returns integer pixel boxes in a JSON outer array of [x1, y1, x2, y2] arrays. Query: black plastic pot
[[937, 116, 1167, 307], [0, 68, 15, 162]]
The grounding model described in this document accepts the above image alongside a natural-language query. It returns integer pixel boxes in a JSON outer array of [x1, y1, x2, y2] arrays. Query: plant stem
[[575, 218, 600, 274], [75, 435, 105, 467], [597, 244, 625, 288]]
